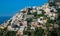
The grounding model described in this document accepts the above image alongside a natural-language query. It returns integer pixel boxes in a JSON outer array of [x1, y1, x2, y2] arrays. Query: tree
[[6, 31, 17, 36], [0, 28, 3, 36], [49, 2, 56, 6], [34, 27, 44, 36]]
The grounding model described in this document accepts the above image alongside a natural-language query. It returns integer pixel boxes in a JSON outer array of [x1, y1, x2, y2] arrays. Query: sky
[[0, 0, 48, 16]]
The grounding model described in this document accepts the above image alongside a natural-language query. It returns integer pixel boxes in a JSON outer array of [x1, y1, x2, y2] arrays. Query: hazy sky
[[0, 0, 48, 16]]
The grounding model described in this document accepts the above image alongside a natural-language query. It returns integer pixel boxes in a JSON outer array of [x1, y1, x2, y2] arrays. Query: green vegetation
[[27, 12, 31, 15], [57, 8, 60, 13], [26, 18, 33, 23], [0, 28, 17, 36], [36, 14, 43, 18], [49, 2, 56, 6], [6, 31, 17, 36], [34, 27, 44, 36]]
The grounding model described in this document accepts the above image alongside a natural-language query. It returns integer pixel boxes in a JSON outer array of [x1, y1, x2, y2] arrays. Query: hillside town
[[0, 0, 60, 36]]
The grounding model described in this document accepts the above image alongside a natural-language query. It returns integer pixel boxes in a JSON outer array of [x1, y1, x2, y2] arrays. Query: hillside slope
[[0, 2, 60, 36]]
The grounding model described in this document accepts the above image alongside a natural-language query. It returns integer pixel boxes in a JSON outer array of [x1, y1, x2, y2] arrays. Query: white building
[[31, 27, 35, 30], [37, 17, 44, 24], [37, 11, 42, 14]]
